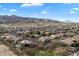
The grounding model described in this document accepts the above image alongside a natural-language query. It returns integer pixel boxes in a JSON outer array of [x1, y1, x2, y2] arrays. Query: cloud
[[41, 11, 47, 14], [9, 9, 17, 12], [70, 10, 75, 14], [20, 3, 43, 7], [69, 8, 79, 14], [72, 8, 79, 11]]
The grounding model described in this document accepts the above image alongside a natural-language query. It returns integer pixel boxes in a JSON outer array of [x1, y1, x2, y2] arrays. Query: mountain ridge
[[0, 15, 62, 23]]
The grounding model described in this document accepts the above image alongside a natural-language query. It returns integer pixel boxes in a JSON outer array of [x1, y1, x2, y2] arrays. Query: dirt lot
[[0, 42, 17, 56]]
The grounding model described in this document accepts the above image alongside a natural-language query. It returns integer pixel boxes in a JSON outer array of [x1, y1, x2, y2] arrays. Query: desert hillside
[[0, 15, 79, 56]]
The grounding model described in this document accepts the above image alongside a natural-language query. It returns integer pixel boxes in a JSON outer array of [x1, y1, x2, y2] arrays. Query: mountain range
[[0, 15, 62, 24]]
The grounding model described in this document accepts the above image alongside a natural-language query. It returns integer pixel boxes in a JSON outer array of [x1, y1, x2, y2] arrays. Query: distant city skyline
[[0, 3, 79, 22]]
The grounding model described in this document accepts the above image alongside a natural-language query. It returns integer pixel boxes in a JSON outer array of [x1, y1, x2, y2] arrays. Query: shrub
[[71, 42, 79, 47], [6, 38, 14, 44]]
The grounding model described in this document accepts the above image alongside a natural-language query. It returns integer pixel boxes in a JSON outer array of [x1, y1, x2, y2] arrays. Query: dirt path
[[0, 42, 17, 56]]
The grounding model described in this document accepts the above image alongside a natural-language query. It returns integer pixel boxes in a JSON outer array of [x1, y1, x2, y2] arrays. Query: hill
[[0, 15, 62, 24]]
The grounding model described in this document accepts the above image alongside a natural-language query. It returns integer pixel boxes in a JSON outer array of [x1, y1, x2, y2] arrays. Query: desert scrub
[[30, 34, 41, 38], [64, 33, 74, 37], [0, 28, 8, 34], [21, 48, 37, 56], [52, 41, 67, 47], [54, 46, 74, 56]]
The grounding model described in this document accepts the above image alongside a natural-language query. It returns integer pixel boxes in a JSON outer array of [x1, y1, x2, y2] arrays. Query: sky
[[0, 3, 79, 22]]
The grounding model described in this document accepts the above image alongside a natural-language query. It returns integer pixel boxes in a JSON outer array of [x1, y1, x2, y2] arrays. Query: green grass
[[35, 50, 56, 56]]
